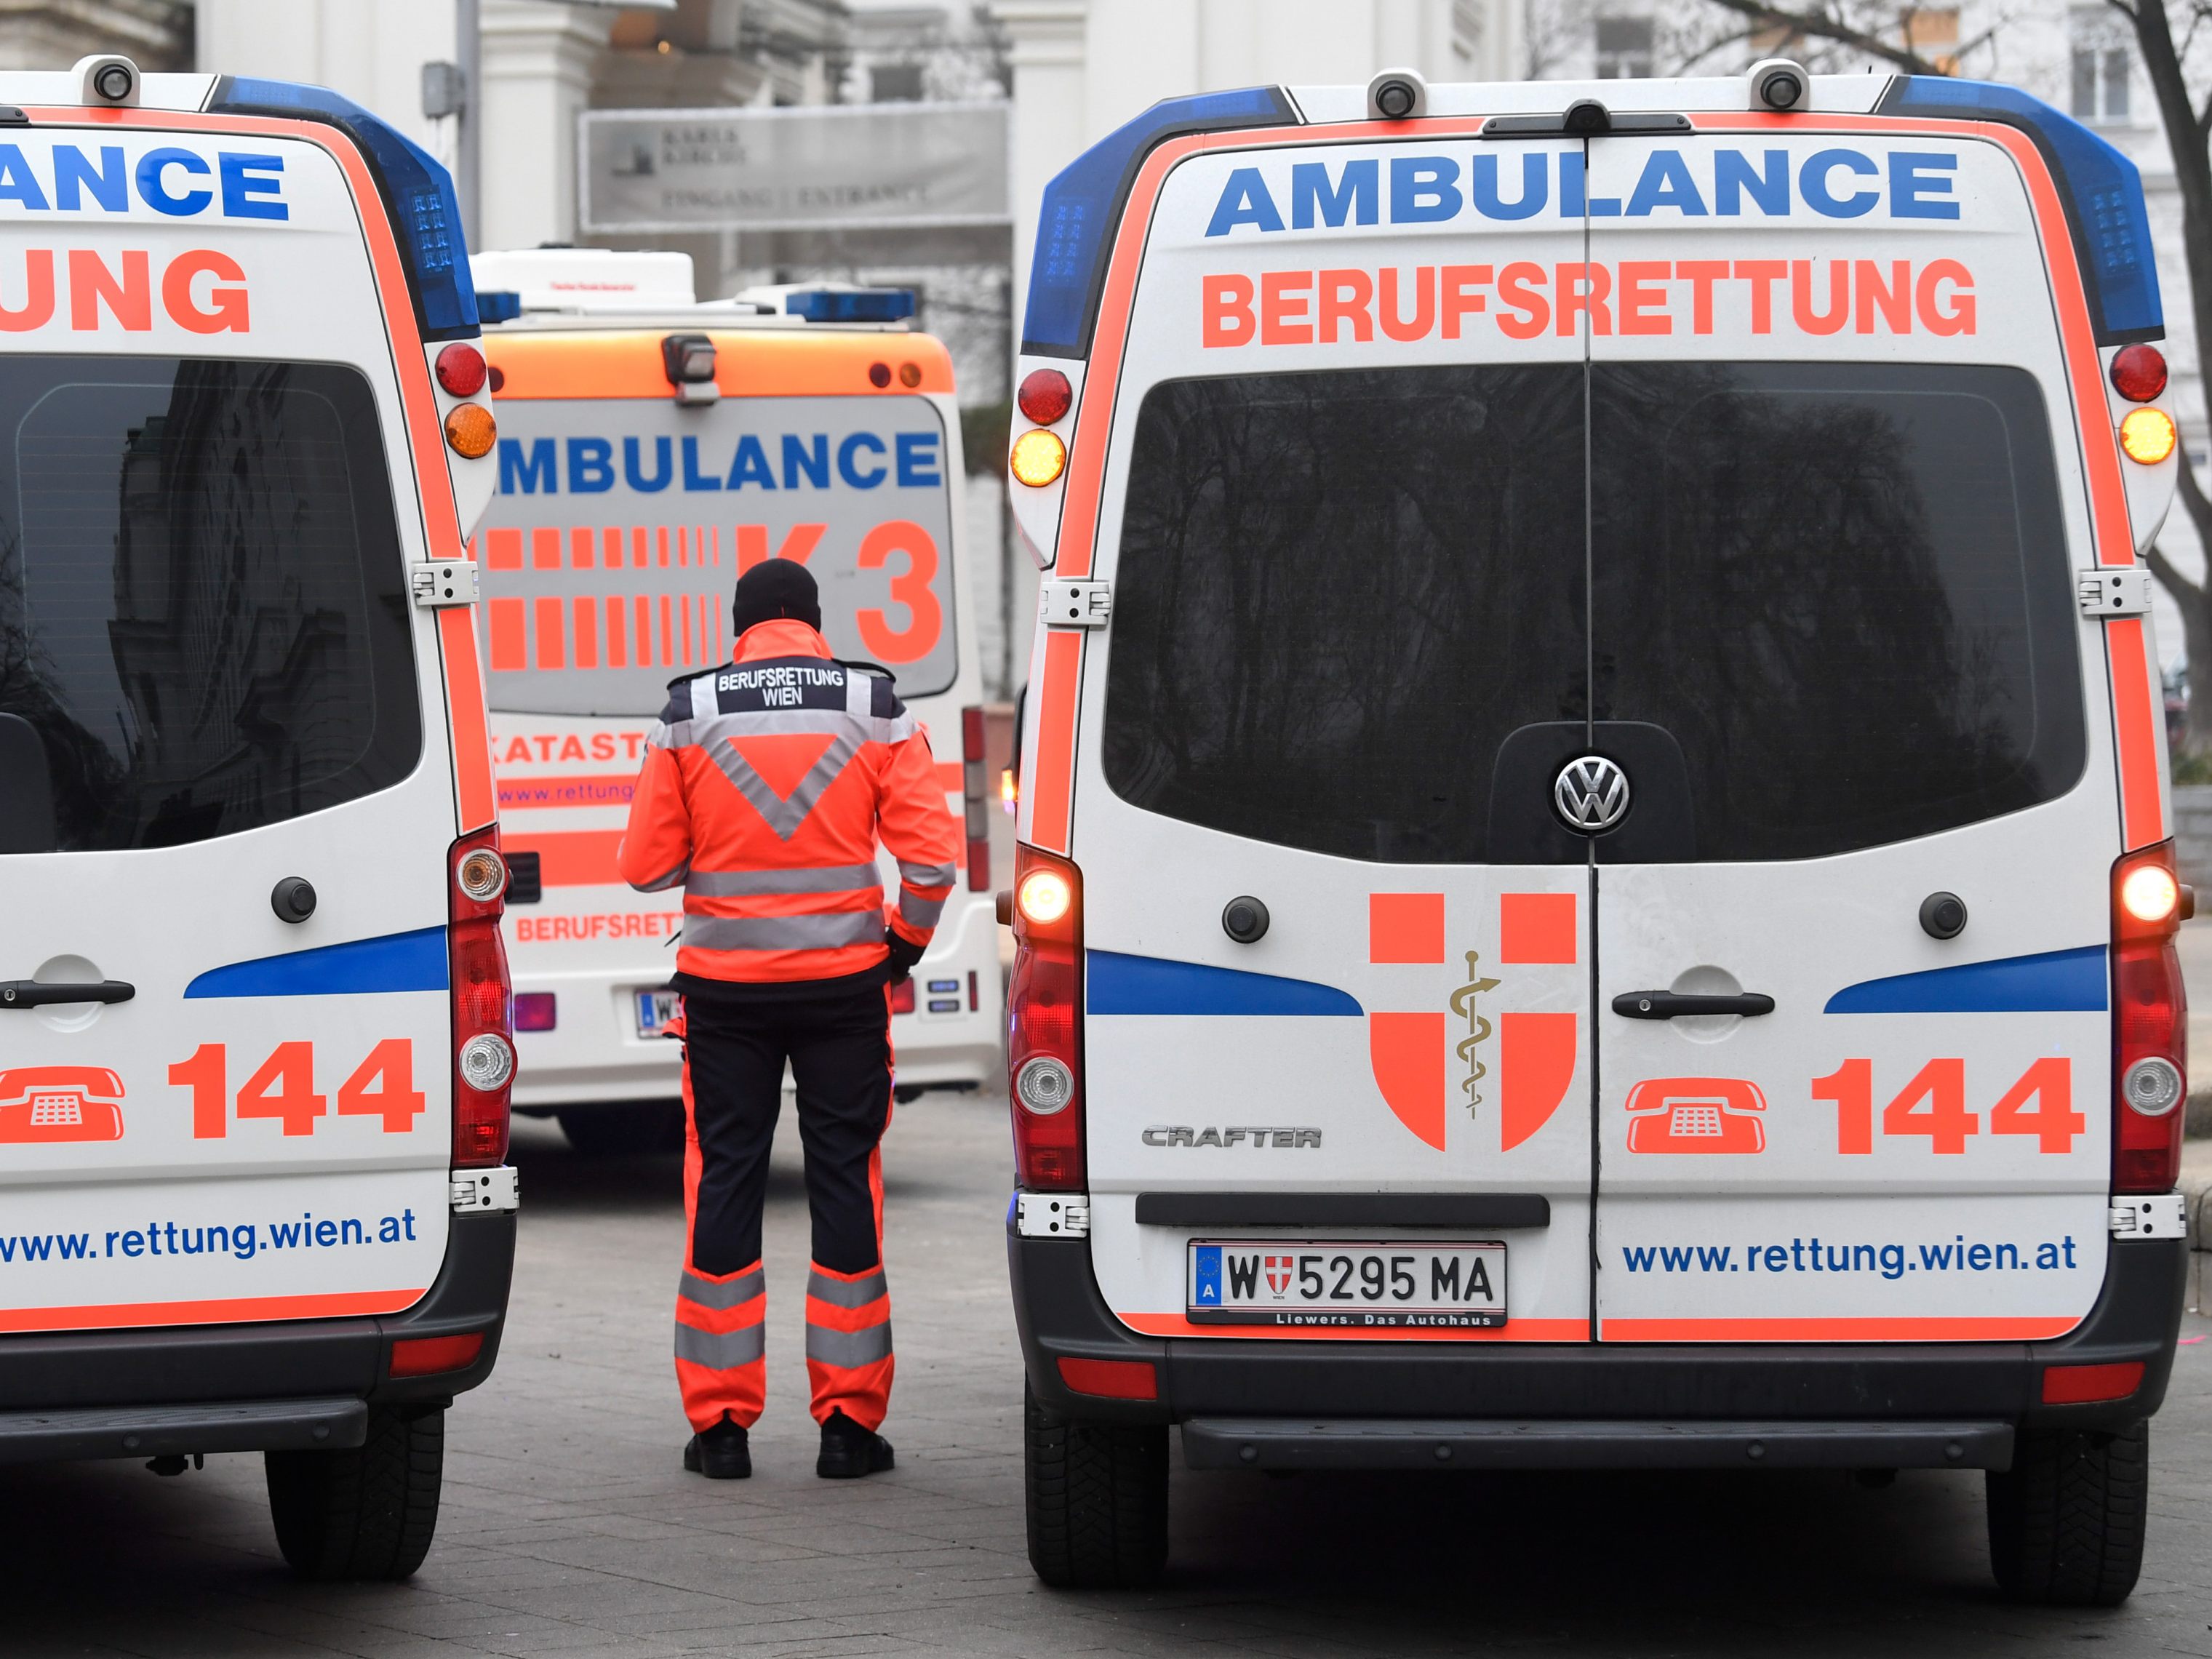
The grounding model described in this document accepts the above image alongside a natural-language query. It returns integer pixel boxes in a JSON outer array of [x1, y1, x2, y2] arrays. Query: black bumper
[[0, 1210, 515, 1463], [1010, 1227, 2187, 1450]]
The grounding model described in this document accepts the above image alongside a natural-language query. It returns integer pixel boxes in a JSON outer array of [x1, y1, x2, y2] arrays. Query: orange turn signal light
[[445, 402, 497, 460], [2120, 407, 2176, 465], [1017, 867, 1074, 926], [1010, 428, 1067, 487]]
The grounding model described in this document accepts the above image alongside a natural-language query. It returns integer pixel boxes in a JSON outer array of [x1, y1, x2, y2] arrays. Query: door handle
[[0, 980, 135, 1009], [1611, 991, 1773, 1019]]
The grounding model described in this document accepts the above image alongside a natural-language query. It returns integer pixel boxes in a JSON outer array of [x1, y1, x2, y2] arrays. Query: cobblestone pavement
[[1, 1095, 2208, 1658]]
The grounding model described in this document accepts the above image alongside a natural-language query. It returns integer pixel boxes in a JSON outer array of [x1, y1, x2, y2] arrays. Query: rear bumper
[[0, 1209, 514, 1462], [1010, 1226, 2186, 1452]]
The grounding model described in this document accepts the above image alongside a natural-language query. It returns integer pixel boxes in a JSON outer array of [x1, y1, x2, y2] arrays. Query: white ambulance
[[1004, 65, 2189, 1604], [468, 250, 1002, 1154], [0, 59, 515, 1579]]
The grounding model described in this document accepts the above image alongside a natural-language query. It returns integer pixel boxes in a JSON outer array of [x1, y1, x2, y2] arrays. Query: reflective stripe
[[679, 1267, 764, 1310], [685, 865, 881, 899], [898, 888, 946, 930], [685, 911, 885, 952], [701, 721, 863, 842], [898, 860, 957, 890], [806, 1268, 887, 1310], [804, 1319, 893, 1369], [633, 857, 690, 893], [675, 1319, 765, 1369], [690, 674, 719, 725]]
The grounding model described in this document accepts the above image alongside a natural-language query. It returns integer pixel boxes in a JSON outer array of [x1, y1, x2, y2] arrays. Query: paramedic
[[616, 559, 959, 1482]]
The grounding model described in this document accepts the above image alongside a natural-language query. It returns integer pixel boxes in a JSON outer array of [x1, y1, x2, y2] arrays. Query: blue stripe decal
[[1087, 950, 1362, 1017], [184, 927, 448, 999], [1824, 946, 2107, 1015]]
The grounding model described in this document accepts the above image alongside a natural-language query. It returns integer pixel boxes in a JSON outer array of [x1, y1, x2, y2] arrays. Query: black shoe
[[816, 1409, 895, 1479], [683, 1417, 751, 1479]]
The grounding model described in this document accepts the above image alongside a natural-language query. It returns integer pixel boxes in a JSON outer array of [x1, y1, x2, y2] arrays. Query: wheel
[[1024, 1376, 1168, 1588], [557, 1101, 684, 1155], [1986, 1418, 2149, 1605], [265, 1405, 444, 1581]]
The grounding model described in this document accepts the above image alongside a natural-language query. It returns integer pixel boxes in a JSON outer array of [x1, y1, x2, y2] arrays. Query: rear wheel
[[1023, 1377, 1167, 1588], [557, 1101, 684, 1155], [1986, 1419, 2148, 1606], [265, 1405, 443, 1581]]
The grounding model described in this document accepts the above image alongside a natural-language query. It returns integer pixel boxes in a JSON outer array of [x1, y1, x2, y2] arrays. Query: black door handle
[[0, 980, 135, 1009], [1612, 991, 1773, 1019]]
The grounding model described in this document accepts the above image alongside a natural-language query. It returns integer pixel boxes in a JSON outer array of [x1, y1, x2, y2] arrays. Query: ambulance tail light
[[1008, 844, 1084, 1191], [2112, 841, 2187, 1194], [450, 826, 513, 1170], [962, 705, 991, 891]]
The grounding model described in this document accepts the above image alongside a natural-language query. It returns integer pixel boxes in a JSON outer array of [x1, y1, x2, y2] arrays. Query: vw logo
[[1553, 755, 1631, 834]]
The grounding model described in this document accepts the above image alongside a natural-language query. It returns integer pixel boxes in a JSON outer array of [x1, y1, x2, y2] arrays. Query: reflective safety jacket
[[617, 619, 959, 985]]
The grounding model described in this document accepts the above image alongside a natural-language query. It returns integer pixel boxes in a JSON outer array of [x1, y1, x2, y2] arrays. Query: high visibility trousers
[[672, 980, 895, 1434]]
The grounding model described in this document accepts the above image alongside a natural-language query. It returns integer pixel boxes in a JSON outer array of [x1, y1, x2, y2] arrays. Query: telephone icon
[[1624, 1076, 1765, 1155], [0, 1067, 124, 1143]]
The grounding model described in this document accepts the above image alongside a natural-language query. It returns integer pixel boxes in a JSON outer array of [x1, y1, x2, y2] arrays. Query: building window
[[1903, 7, 1961, 75], [871, 62, 925, 102], [2072, 9, 2131, 123], [1594, 15, 1654, 79]]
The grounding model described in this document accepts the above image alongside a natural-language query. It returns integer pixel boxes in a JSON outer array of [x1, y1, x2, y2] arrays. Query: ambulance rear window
[[1104, 362, 2082, 863], [0, 358, 418, 852]]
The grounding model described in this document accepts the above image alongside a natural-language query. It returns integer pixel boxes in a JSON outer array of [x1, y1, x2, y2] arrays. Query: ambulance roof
[[1020, 72, 2158, 360]]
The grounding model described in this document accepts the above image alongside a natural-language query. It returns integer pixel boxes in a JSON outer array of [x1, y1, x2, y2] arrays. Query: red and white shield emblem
[[1264, 1255, 1292, 1296]]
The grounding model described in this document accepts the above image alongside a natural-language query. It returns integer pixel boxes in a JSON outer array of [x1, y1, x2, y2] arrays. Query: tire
[[557, 1101, 684, 1155], [265, 1405, 444, 1581], [1024, 1376, 1168, 1588], [1986, 1418, 2149, 1606]]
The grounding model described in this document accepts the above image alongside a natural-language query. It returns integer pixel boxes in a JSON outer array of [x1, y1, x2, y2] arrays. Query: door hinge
[[1014, 1191, 1089, 1238], [2108, 1193, 2187, 1239], [1041, 578, 1111, 628], [412, 560, 479, 609], [2078, 569, 2152, 617], [451, 1166, 519, 1212]]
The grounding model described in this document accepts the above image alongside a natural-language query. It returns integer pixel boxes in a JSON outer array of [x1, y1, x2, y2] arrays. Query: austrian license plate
[[634, 988, 681, 1036], [1186, 1240, 1506, 1329]]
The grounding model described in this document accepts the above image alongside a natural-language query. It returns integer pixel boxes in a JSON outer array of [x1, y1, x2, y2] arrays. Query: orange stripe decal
[[438, 604, 495, 830], [1028, 628, 1082, 854], [485, 329, 954, 399], [1117, 1312, 1589, 1342], [1600, 1314, 2080, 1343], [505, 828, 626, 886], [0, 1287, 427, 1335]]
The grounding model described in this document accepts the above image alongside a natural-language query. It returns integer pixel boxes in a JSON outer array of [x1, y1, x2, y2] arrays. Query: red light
[[513, 991, 556, 1032], [389, 1332, 485, 1379], [1009, 844, 1085, 1191], [2112, 842, 2187, 1193], [2041, 1360, 2145, 1404], [890, 978, 915, 1015], [1058, 1356, 1157, 1400], [2110, 344, 2168, 403], [450, 826, 513, 1170], [1018, 367, 1073, 426], [868, 361, 891, 388], [435, 342, 487, 398]]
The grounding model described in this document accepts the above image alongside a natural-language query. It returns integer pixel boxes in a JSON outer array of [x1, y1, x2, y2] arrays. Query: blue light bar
[[475, 290, 522, 325], [783, 288, 916, 323], [1882, 76, 2161, 343], [1022, 86, 1298, 359], [208, 76, 479, 340]]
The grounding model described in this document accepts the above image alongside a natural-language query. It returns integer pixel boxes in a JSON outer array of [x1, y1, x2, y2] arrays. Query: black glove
[[885, 927, 925, 984]]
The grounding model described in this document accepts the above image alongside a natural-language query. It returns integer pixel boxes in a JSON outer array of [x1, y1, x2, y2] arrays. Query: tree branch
[[1690, 0, 1945, 74]]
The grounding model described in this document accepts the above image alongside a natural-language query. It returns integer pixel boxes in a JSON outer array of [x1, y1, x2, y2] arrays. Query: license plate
[[1186, 1240, 1506, 1328], [634, 989, 681, 1036]]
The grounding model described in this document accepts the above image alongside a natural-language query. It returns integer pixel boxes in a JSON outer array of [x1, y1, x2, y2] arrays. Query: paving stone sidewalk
[[0, 1095, 2208, 1657]]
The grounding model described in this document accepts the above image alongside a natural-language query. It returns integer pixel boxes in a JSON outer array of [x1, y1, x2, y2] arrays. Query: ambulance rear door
[[1580, 121, 2127, 1341], [1069, 130, 1599, 1342], [0, 117, 463, 1330]]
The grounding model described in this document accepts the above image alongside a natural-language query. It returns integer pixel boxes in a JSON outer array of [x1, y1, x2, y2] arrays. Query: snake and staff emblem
[[1449, 950, 1501, 1121]]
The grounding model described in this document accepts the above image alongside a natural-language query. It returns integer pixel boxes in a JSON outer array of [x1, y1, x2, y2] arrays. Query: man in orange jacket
[[618, 559, 958, 1482]]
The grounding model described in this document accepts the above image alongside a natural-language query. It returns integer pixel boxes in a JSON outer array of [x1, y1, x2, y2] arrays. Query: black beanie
[[730, 559, 821, 636]]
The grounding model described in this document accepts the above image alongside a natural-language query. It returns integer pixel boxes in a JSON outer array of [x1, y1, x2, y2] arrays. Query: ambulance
[[0, 59, 514, 1579], [468, 250, 1002, 1154], [1003, 64, 2189, 1604]]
